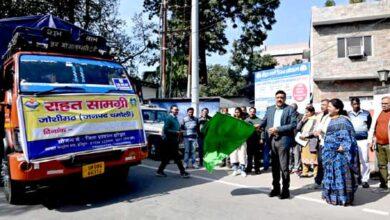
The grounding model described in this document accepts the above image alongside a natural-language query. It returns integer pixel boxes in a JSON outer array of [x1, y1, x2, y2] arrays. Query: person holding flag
[[259, 90, 297, 199]]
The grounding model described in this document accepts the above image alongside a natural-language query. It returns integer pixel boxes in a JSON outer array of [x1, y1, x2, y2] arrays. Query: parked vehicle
[[141, 105, 167, 160], [0, 15, 147, 204]]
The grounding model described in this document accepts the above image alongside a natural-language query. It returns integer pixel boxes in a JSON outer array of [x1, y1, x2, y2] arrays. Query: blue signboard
[[150, 99, 220, 121]]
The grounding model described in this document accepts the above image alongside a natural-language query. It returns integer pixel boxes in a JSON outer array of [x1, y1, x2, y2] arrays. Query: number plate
[[82, 162, 105, 178]]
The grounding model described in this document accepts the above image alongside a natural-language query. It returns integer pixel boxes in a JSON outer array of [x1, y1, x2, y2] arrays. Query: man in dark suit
[[259, 90, 297, 199]]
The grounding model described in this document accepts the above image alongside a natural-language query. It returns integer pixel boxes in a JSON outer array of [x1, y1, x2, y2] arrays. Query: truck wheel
[[2, 159, 25, 204], [110, 165, 130, 183], [148, 135, 162, 161]]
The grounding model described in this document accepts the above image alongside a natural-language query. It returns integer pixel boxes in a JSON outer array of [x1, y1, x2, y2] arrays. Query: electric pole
[[187, 35, 192, 98], [191, 0, 199, 116], [160, 0, 168, 98]]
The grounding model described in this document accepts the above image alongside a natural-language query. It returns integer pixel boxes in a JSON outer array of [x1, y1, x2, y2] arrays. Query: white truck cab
[[140, 105, 168, 160]]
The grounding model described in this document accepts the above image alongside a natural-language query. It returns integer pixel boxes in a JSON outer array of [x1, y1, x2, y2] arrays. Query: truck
[[0, 15, 148, 204], [141, 104, 168, 160]]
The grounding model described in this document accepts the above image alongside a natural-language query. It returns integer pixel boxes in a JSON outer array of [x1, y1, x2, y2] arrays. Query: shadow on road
[[230, 187, 269, 196], [290, 179, 389, 206], [0, 161, 227, 215]]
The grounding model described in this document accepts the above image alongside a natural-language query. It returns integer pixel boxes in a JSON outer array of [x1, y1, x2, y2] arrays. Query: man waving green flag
[[201, 112, 255, 172]]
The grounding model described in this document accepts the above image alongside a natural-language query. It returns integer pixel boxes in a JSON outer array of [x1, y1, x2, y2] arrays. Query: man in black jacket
[[260, 90, 297, 199], [245, 107, 263, 175], [198, 108, 212, 167]]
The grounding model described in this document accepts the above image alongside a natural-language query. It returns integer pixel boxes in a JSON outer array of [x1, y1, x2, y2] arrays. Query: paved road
[[0, 159, 389, 220]]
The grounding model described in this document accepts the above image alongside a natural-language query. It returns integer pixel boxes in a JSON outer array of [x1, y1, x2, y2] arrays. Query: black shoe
[[300, 174, 310, 178], [268, 189, 280, 197], [254, 170, 261, 175], [180, 172, 190, 178], [362, 182, 370, 188], [155, 171, 167, 177], [380, 183, 388, 189], [279, 191, 290, 200]]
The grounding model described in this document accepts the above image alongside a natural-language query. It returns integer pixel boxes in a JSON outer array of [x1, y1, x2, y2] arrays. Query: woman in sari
[[322, 98, 359, 206]]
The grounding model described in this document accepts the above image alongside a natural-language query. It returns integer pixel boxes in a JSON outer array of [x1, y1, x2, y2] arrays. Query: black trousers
[[157, 135, 185, 174], [246, 141, 261, 172], [198, 137, 204, 166], [314, 145, 324, 185], [271, 138, 290, 192], [0, 134, 3, 177]]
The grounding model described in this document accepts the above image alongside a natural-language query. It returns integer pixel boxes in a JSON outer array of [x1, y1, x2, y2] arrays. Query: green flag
[[201, 112, 255, 172]]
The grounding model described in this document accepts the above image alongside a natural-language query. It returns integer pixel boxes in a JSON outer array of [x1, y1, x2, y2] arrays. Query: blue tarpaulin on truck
[[0, 14, 90, 65]]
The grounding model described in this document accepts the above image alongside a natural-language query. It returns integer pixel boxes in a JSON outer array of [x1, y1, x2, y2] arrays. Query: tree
[[227, 1, 280, 88], [200, 65, 246, 97], [109, 13, 158, 73], [349, 0, 365, 3], [291, 59, 303, 65], [0, 0, 156, 74], [325, 0, 336, 7], [143, 0, 280, 96]]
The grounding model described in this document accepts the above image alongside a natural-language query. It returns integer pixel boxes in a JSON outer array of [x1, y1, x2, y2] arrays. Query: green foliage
[[0, 0, 156, 73], [200, 65, 246, 97], [325, 0, 336, 7], [349, 0, 365, 3], [291, 59, 303, 65], [228, 1, 280, 83], [143, 0, 280, 97]]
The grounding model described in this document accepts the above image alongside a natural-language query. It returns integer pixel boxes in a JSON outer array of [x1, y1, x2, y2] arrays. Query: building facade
[[311, 0, 390, 103], [261, 42, 309, 67]]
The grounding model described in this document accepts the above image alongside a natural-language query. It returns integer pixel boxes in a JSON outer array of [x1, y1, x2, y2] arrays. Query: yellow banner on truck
[[17, 94, 146, 161]]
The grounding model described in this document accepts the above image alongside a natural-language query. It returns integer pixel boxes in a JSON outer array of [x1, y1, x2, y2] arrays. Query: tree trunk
[[246, 47, 255, 99], [199, 38, 207, 84], [67, 0, 76, 23], [84, 0, 91, 30]]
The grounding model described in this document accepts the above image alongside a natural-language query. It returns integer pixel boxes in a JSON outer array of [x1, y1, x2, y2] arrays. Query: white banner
[[254, 63, 311, 117]]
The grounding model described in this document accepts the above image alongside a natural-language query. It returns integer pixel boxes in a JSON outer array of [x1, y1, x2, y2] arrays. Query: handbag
[[295, 132, 308, 147]]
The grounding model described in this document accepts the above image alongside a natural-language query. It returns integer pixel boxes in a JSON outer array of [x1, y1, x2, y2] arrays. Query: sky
[[118, 0, 352, 74]]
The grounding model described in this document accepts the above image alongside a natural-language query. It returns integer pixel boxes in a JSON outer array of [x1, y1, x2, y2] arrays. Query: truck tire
[[2, 159, 25, 204], [109, 165, 130, 183], [148, 135, 162, 161]]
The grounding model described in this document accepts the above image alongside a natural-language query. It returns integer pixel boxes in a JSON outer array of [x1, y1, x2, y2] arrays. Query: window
[[337, 38, 345, 58], [364, 36, 372, 56], [337, 36, 372, 58], [3, 64, 14, 91], [142, 110, 168, 122], [3, 64, 14, 105], [19, 55, 128, 86]]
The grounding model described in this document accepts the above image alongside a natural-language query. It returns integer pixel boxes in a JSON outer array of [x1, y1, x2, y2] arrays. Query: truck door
[[2, 62, 16, 151]]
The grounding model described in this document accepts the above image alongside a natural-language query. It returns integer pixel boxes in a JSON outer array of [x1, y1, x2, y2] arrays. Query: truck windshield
[[19, 54, 133, 93], [142, 110, 168, 123]]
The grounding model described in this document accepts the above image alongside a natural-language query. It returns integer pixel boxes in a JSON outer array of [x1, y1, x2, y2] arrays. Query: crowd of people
[[155, 90, 390, 207]]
